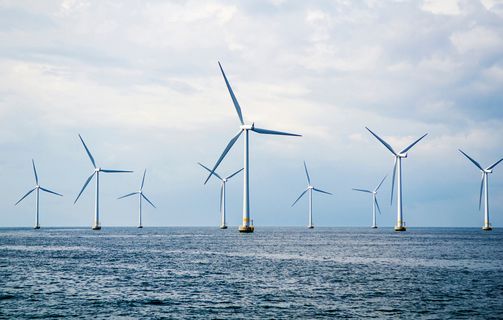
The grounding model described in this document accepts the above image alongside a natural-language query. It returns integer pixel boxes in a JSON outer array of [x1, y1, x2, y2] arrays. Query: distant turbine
[[15, 159, 63, 229], [118, 169, 156, 228], [74, 134, 132, 230], [199, 163, 243, 229], [352, 175, 386, 228], [291, 161, 332, 229], [204, 62, 301, 233], [366, 127, 428, 231], [459, 149, 503, 231]]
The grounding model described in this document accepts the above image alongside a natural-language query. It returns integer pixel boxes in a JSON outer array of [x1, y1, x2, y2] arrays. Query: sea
[[1, 227, 502, 319]]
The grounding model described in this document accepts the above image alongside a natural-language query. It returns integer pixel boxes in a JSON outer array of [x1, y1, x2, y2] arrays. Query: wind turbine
[[117, 169, 156, 228], [199, 163, 243, 229], [459, 149, 503, 231], [15, 159, 63, 229], [366, 127, 427, 231], [74, 134, 132, 230], [291, 161, 332, 229], [204, 62, 301, 233], [352, 175, 386, 228]]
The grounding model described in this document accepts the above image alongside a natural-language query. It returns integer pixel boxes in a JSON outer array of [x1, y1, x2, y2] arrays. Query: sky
[[1, 0, 503, 228]]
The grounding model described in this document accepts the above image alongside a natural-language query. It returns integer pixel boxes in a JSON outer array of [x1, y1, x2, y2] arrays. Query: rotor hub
[[240, 123, 254, 130]]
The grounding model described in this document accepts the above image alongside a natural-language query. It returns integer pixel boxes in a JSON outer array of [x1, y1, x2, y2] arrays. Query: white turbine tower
[[74, 134, 132, 230], [117, 169, 156, 228], [459, 149, 503, 231], [199, 163, 243, 229], [204, 62, 301, 233], [291, 161, 332, 229], [366, 127, 428, 231], [352, 175, 386, 228], [15, 159, 63, 229]]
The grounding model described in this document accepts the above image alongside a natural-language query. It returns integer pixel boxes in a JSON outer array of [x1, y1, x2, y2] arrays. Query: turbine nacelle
[[398, 153, 408, 158], [240, 123, 254, 130], [95, 168, 100, 172], [484, 169, 493, 174], [307, 185, 314, 190]]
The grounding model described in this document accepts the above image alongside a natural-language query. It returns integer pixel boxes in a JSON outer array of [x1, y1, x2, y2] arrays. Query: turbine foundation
[[220, 225, 228, 229], [34, 226, 40, 230], [92, 225, 101, 231], [137, 226, 143, 229], [239, 225, 254, 233], [394, 226, 406, 232], [482, 226, 492, 231], [308, 225, 314, 229], [371, 226, 377, 229]]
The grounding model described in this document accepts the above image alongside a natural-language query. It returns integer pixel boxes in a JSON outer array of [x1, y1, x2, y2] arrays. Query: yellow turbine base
[[239, 225, 254, 233]]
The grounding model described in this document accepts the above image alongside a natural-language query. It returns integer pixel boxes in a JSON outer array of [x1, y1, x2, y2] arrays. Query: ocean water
[[1, 227, 502, 319]]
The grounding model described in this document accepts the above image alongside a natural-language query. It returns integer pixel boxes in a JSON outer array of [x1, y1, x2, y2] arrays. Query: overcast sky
[[1, 0, 502, 228]]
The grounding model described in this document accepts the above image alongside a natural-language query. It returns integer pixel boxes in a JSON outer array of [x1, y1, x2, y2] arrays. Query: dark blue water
[[1, 227, 502, 319]]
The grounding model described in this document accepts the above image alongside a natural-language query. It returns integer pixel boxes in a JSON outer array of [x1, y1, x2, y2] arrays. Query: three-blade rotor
[[204, 62, 301, 185], [74, 134, 132, 204], [366, 127, 427, 205], [458, 149, 503, 210], [352, 175, 387, 215], [15, 159, 62, 205], [117, 169, 156, 208], [292, 162, 332, 207]]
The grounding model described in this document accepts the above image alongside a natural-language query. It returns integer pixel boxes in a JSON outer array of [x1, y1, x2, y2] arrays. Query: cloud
[[0, 0, 502, 227]]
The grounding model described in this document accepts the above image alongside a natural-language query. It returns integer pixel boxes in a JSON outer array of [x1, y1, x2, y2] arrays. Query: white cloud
[[0, 0, 502, 227]]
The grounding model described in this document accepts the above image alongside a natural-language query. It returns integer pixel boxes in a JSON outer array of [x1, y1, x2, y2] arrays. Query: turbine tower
[[199, 163, 243, 229], [291, 161, 332, 229], [459, 149, 503, 231], [366, 127, 427, 231], [15, 159, 63, 229], [204, 62, 301, 233], [74, 134, 132, 230], [118, 169, 156, 228], [352, 175, 386, 228]]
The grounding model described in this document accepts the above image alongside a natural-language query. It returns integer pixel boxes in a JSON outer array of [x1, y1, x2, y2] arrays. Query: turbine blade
[[74, 172, 95, 204], [204, 130, 243, 185], [390, 157, 397, 205], [218, 62, 244, 125], [400, 133, 428, 154], [118, 192, 138, 200], [32, 159, 38, 185], [15, 188, 36, 205], [479, 173, 484, 211], [39, 187, 63, 197], [352, 188, 372, 193], [374, 175, 387, 192], [141, 169, 147, 190], [365, 127, 397, 155], [303, 161, 311, 185], [101, 169, 133, 173], [198, 162, 223, 181], [375, 197, 382, 215], [226, 168, 244, 180], [252, 127, 301, 137], [291, 189, 308, 207], [486, 158, 503, 171], [142, 193, 156, 208], [313, 188, 332, 195], [78, 134, 96, 168], [458, 149, 483, 171]]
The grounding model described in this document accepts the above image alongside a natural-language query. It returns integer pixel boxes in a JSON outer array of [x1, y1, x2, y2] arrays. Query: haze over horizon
[[1, 0, 502, 228]]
